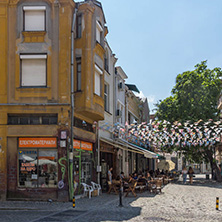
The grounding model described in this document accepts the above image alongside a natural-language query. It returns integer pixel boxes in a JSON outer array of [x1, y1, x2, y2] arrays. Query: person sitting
[[133, 173, 138, 180], [120, 172, 125, 181], [146, 172, 153, 181], [128, 174, 134, 183], [160, 169, 165, 175]]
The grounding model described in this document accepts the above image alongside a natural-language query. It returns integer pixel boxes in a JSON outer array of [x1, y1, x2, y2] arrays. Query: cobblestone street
[[1, 175, 222, 222]]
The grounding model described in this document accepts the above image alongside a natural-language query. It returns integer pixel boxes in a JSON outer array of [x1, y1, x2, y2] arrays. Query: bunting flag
[[98, 119, 222, 150]]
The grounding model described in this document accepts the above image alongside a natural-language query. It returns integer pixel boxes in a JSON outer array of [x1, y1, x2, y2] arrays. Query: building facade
[[0, 0, 107, 201]]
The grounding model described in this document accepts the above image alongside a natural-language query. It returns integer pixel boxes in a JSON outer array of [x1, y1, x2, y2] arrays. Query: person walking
[[188, 167, 194, 184], [108, 167, 113, 184], [182, 166, 187, 184]]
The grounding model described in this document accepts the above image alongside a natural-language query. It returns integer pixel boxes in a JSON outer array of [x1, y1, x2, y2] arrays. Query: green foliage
[[155, 61, 222, 169], [155, 61, 222, 123]]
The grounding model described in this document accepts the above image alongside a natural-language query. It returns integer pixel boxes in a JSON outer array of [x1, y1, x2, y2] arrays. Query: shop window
[[20, 54, 47, 87], [18, 149, 57, 188], [23, 6, 46, 31]]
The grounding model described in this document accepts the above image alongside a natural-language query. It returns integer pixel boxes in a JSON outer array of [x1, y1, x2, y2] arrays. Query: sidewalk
[[1, 175, 222, 222]]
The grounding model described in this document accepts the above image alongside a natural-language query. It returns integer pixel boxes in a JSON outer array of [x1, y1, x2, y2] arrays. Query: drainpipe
[[97, 122, 100, 184], [69, 6, 77, 201]]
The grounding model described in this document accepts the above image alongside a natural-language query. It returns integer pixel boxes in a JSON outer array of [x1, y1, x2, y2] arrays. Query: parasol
[[157, 160, 175, 171]]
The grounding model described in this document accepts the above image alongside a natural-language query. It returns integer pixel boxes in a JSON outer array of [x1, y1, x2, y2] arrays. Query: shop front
[[100, 140, 117, 192], [73, 140, 93, 195], [7, 137, 65, 200]]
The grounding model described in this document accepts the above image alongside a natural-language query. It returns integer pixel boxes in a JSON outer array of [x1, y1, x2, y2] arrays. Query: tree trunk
[[206, 148, 222, 182]]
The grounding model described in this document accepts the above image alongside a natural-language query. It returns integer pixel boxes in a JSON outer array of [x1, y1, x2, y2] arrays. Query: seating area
[[106, 172, 177, 197], [81, 182, 102, 199], [80, 171, 177, 199]]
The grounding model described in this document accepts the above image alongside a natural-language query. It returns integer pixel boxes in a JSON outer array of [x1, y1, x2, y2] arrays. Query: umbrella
[[157, 160, 175, 171], [31, 159, 56, 166]]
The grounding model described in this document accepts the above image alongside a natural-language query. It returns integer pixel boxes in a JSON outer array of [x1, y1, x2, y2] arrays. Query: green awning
[[125, 84, 140, 93]]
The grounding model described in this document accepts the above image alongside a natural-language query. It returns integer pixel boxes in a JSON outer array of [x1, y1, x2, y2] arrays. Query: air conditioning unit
[[118, 82, 124, 90], [116, 109, 122, 117]]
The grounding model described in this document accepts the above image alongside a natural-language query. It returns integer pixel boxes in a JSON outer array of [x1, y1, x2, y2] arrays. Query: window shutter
[[21, 58, 46, 86], [24, 8, 45, 31]]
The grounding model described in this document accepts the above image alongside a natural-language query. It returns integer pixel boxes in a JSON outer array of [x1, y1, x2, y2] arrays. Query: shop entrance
[[73, 140, 93, 195], [101, 152, 113, 192]]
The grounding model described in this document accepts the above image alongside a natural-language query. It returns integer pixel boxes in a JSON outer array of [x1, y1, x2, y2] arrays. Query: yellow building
[[0, 0, 106, 201]]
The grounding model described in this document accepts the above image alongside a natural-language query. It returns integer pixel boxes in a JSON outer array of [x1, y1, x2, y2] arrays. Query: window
[[96, 21, 103, 43], [76, 14, 82, 38], [8, 114, 58, 125], [74, 118, 94, 133], [104, 83, 109, 112], [104, 50, 109, 73], [76, 58, 81, 91], [94, 64, 103, 96], [20, 54, 47, 87], [23, 6, 46, 31], [18, 149, 57, 188]]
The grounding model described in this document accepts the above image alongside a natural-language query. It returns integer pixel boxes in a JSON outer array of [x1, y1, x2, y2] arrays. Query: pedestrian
[[188, 167, 194, 184], [182, 166, 187, 184], [108, 167, 113, 184]]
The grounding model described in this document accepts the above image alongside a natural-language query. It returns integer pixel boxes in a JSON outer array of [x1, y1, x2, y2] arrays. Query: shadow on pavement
[[72, 192, 156, 222]]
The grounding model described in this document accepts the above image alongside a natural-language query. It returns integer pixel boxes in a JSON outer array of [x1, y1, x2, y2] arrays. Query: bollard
[[216, 197, 219, 210], [73, 196, 75, 208], [119, 181, 123, 207]]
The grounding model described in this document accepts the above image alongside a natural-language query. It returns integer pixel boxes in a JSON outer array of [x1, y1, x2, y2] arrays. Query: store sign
[[73, 140, 93, 151], [19, 138, 57, 148], [20, 162, 36, 172]]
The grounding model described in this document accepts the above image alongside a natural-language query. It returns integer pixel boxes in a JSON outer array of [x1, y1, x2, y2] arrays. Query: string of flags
[[97, 119, 222, 149]]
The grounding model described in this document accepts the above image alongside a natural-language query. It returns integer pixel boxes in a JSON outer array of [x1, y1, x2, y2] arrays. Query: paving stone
[[0, 174, 222, 222]]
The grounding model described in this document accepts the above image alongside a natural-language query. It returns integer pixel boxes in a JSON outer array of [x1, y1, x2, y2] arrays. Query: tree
[[155, 61, 222, 181], [155, 61, 222, 122]]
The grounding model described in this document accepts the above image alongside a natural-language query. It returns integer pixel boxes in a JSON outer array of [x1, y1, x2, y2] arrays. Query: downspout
[[69, 6, 77, 201]]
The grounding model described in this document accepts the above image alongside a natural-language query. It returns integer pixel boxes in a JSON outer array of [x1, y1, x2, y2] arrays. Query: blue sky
[[101, 0, 222, 114]]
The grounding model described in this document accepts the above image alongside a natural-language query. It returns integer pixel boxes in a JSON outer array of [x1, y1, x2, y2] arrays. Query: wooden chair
[[136, 179, 147, 192], [125, 181, 137, 197], [151, 180, 163, 194], [107, 181, 118, 194]]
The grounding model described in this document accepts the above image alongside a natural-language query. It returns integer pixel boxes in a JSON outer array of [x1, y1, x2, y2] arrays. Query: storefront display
[[18, 138, 58, 188]]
